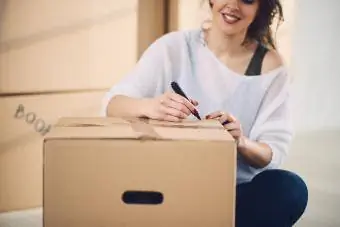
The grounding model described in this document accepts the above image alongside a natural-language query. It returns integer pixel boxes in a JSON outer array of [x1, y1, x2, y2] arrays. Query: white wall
[[291, 0, 340, 133]]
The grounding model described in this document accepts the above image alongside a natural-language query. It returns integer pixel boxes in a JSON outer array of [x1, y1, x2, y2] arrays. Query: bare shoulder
[[262, 48, 284, 74]]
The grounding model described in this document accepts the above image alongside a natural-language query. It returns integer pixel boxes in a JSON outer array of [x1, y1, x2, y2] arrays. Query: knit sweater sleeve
[[248, 69, 294, 169], [100, 34, 173, 116]]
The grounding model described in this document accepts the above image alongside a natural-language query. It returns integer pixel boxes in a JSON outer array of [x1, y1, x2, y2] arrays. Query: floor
[[0, 130, 339, 227], [282, 130, 340, 227]]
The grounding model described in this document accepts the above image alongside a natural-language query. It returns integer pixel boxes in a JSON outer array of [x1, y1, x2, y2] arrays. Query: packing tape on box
[[127, 118, 162, 140], [56, 117, 222, 129], [54, 117, 223, 140], [55, 117, 162, 140]]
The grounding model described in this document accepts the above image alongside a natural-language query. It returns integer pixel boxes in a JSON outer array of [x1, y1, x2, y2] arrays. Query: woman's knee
[[253, 169, 309, 220]]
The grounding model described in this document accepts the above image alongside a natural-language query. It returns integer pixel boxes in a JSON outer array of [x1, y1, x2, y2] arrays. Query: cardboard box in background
[[0, 0, 166, 94], [0, 0, 167, 213], [43, 117, 237, 227], [167, 0, 209, 32], [137, 0, 166, 58], [0, 91, 105, 212]]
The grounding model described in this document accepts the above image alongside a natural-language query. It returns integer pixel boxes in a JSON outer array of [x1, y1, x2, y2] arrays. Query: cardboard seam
[[43, 137, 236, 143]]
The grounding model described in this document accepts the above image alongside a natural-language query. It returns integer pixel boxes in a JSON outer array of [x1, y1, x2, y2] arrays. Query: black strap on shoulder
[[244, 43, 269, 76]]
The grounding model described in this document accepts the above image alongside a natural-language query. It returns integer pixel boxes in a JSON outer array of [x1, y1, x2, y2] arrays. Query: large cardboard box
[[43, 117, 237, 227], [0, 91, 105, 212], [0, 0, 165, 94]]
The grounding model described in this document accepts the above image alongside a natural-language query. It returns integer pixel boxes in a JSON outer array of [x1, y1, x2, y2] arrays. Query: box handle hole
[[122, 190, 164, 205]]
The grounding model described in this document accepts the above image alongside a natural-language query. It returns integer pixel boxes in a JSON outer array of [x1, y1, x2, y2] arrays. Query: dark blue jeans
[[236, 169, 308, 227]]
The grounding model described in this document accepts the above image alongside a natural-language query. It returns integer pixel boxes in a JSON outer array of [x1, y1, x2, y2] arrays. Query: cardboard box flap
[[45, 117, 235, 142], [55, 117, 224, 129], [55, 117, 131, 127]]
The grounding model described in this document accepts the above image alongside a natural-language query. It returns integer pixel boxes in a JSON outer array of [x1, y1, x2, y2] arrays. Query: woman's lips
[[221, 13, 241, 24]]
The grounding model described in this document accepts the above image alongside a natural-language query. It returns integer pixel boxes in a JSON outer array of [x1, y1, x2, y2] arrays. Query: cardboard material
[[137, 0, 166, 58], [0, 0, 165, 94], [43, 117, 237, 227], [0, 91, 105, 212], [167, 0, 209, 32]]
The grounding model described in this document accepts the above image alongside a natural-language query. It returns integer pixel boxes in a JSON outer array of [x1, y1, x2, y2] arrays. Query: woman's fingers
[[159, 105, 187, 120], [163, 99, 191, 115], [206, 111, 236, 122], [219, 113, 236, 125], [163, 114, 182, 122], [156, 92, 199, 121], [204, 110, 243, 144], [228, 129, 242, 141], [189, 99, 199, 106], [162, 92, 201, 119], [168, 93, 197, 113], [205, 111, 240, 131], [205, 111, 224, 119], [222, 121, 239, 131]]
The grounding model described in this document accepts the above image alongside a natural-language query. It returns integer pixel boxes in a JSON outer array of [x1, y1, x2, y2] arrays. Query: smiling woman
[[210, 0, 260, 36], [102, 0, 308, 226], [206, 0, 284, 49]]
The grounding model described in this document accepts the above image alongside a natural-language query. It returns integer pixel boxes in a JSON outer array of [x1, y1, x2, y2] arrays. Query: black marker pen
[[171, 81, 201, 120]]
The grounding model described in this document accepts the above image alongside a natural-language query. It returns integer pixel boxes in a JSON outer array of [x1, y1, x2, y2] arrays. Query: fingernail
[[222, 120, 230, 126]]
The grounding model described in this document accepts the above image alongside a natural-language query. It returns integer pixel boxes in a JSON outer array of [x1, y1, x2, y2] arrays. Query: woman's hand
[[206, 110, 273, 169], [206, 111, 244, 145], [144, 91, 199, 122]]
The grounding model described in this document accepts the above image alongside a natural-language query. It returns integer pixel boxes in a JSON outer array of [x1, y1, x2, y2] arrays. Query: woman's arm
[[106, 95, 150, 118], [239, 51, 292, 169], [103, 32, 198, 121], [207, 51, 292, 169], [245, 76, 292, 170], [236, 137, 273, 169], [102, 34, 169, 118], [206, 110, 284, 169]]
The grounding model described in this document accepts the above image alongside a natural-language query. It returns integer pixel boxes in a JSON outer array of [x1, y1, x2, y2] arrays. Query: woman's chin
[[219, 26, 241, 36], [217, 17, 243, 36]]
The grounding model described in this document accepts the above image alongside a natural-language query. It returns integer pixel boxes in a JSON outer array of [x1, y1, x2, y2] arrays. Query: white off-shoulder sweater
[[101, 29, 293, 184]]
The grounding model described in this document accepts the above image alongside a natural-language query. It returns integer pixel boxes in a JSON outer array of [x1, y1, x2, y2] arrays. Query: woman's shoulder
[[150, 29, 202, 49], [257, 48, 292, 94], [262, 48, 285, 75], [141, 29, 202, 65]]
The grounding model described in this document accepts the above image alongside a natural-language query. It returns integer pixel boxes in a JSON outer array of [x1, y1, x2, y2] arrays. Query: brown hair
[[206, 0, 284, 49]]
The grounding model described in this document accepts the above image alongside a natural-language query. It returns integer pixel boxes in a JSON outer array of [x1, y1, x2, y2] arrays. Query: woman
[[102, 0, 308, 226]]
